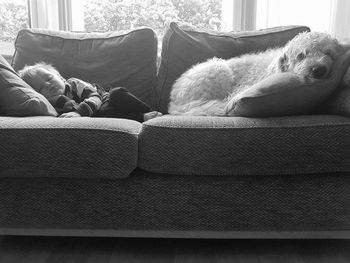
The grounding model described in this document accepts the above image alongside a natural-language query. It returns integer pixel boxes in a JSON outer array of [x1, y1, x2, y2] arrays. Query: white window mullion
[[241, 0, 256, 31], [28, 0, 77, 31], [222, 0, 256, 31], [28, 0, 59, 30], [330, 0, 350, 40], [58, 0, 69, 31]]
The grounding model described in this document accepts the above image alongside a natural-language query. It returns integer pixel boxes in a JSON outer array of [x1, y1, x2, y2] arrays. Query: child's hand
[[59, 111, 82, 118]]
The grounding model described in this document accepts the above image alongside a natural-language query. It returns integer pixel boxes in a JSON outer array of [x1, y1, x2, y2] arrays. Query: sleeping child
[[19, 62, 162, 122]]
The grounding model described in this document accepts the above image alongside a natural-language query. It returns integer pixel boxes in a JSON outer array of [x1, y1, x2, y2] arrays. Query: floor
[[0, 236, 350, 262]]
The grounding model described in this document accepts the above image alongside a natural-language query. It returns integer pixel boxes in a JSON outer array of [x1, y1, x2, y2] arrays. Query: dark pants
[[94, 87, 151, 122]]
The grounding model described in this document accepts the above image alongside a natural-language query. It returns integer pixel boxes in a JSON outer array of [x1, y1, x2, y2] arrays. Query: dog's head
[[277, 31, 347, 79]]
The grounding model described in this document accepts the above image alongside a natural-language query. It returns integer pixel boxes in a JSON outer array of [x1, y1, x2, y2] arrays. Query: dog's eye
[[324, 49, 333, 57], [297, 52, 306, 61], [283, 53, 288, 62]]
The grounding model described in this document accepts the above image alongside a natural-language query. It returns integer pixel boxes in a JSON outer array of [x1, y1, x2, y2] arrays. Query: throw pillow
[[157, 22, 310, 113], [317, 84, 350, 117], [227, 50, 350, 117], [0, 54, 57, 116], [12, 27, 158, 109]]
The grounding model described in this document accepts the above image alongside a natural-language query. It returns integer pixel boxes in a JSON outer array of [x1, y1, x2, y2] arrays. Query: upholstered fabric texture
[[156, 22, 310, 113], [317, 84, 350, 117], [12, 28, 158, 109], [0, 55, 57, 116], [0, 116, 141, 179], [2, 170, 350, 232], [139, 115, 350, 175]]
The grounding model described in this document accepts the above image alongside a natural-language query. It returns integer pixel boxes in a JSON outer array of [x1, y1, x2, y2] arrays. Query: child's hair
[[18, 62, 64, 87]]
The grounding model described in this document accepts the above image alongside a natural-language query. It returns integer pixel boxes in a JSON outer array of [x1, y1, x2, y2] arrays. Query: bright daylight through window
[[256, 0, 333, 32], [81, 0, 222, 39], [1, 0, 349, 57], [0, 0, 28, 56]]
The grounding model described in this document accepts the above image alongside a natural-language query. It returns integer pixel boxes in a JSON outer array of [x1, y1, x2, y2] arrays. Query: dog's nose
[[311, 65, 327, 79]]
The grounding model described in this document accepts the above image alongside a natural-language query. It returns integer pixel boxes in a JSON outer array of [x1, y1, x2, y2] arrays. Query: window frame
[[28, 0, 72, 30], [10, 0, 350, 36], [330, 0, 350, 39], [29, 0, 237, 32], [2, 0, 350, 57]]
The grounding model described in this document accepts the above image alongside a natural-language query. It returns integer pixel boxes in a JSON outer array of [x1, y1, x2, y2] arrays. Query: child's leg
[[95, 106, 161, 122], [95, 106, 145, 122], [108, 87, 151, 113], [94, 87, 162, 122]]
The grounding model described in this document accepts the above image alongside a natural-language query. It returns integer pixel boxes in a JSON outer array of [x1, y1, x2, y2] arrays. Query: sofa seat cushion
[[0, 117, 141, 179], [139, 115, 350, 176]]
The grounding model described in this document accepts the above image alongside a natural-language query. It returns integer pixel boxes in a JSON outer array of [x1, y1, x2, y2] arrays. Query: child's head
[[18, 62, 66, 102]]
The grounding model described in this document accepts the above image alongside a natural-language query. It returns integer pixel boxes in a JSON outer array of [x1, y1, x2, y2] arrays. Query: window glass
[[256, 0, 333, 32], [75, 0, 222, 38], [0, 0, 28, 56]]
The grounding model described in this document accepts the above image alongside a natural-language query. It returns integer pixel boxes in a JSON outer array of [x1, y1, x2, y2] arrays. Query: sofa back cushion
[[12, 28, 158, 109], [0, 54, 57, 116], [156, 22, 310, 113]]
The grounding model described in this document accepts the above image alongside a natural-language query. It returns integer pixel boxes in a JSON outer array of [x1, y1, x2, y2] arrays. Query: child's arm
[[66, 78, 102, 116], [54, 95, 82, 118]]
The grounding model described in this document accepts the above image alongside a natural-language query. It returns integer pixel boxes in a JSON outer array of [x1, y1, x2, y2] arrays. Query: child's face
[[30, 68, 65, 101]]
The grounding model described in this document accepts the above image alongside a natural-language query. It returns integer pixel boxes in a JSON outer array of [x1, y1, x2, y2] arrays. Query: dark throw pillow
[[0, 54, 57, 116]]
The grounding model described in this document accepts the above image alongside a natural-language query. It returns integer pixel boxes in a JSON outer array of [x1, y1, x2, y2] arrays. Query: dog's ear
[[278, 54, 288, 72], [269, 53, 288, 73]]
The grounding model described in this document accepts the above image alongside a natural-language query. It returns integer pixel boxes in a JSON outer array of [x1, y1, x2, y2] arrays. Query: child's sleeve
[[67, 78, 103, 116]]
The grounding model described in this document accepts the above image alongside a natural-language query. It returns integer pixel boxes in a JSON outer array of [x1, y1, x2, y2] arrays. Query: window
[[0, 0, 28, 57], [1, 0, 224, 56], [75, 0, 222, 39], [255, 0, 350, 39], [256, 0, 333, 32], [1, 0, 350, 57]]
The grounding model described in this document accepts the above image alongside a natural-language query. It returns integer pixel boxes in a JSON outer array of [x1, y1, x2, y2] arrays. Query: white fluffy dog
[[168, 32, 349, 116]]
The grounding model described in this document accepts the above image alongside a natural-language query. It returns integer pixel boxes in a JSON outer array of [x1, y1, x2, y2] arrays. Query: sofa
[[1, 22, 350, 238]]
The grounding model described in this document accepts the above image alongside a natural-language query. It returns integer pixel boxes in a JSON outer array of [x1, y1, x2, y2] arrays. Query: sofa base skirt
[[3, 228, 350, 239], [1, 169, 350, 237]]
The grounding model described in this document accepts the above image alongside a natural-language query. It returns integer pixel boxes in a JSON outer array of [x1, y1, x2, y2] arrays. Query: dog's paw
[[224, 97, 237, 116], [144, 111, 163, 121]]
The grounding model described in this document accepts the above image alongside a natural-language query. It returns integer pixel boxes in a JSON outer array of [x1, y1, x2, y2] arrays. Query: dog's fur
[[168, 32, 349, 116]]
